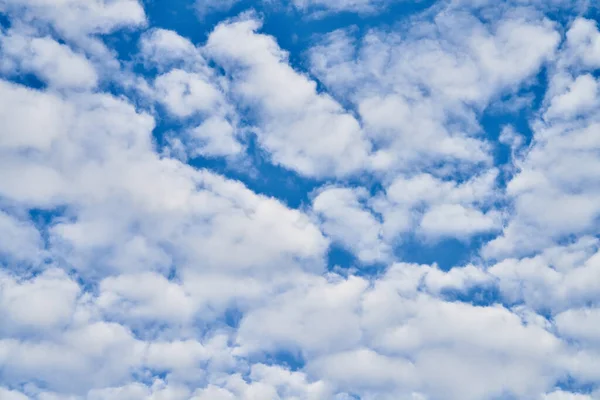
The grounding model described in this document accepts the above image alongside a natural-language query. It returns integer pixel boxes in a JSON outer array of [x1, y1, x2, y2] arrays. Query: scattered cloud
[[1, 0, 599, 399]]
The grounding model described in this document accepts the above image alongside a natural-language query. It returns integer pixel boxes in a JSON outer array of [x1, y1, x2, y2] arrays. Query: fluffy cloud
[[0, 30, 98, 89], [309, 9, 559, 173], [0, 0, 146, 38], [206, 15, 371, 177], [2, 0, 600, 399], [0, 269, 80, 335], [0, 210, 44, 263], [313, 187, 389, 263], [235, 263, 573, 400], [485, 21, 600, 258], [312, 169, 501, 262], [138, 28, 243, 157]]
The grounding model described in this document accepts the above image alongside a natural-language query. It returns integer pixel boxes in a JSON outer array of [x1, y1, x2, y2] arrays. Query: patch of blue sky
[[260, 349, 306, 372], [396, 235, 478, 270], [439, 284, 501, 307], [555, 376, 598, 396]]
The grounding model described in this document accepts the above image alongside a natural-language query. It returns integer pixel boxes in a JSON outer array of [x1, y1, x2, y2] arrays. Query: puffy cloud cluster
[[1, 0, 600, 399]]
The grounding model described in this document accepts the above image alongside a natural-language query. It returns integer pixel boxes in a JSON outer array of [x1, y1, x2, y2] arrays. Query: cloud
[[2, 0, 600, 399], [489, 237, 600, 313], [555, 307, 600, 345], [561, 18, 600, 70], [0, 210, 44, 264], [311, 170, 502, 262], [291, 0, 390, 14], [0, 269, 80, 335], [196, 0, 241, 18], [235, 262, 570, 400], [484, 31, 600, 258], [139, 29, 243, 157], [309, 9, 559, 174], [419, 203, 501, 239], [0, 388, 28, 400], [205, 15, 371, 177], [138, 28, 200, 70], [153, 69, 223, 118], [0, 0, 146, 38], [0, 30, 98, 89], [313, 186, 390, 263], [96, 272, 195, 326]]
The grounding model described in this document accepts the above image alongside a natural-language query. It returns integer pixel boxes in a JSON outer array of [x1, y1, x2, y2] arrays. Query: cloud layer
[[1, 0, 600, 399]]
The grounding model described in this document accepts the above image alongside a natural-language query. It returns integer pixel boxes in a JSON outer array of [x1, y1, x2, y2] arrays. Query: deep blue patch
[[440, 284, 501, 307], [555, 376, 598, 395], [224, 307, 244, 328], [28, 207, 66, 227], [327, 244, 357, 270], [395, 235, 485, 271], [0, 11, 10, 29], [2, 72, 46, 90], [260, 349, 306, 372], [28, 207, 67, 263], [102, 29, 143, 65]]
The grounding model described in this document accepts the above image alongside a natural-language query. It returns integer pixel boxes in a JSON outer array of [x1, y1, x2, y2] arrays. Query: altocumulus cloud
[[0, 0, 600, 399]]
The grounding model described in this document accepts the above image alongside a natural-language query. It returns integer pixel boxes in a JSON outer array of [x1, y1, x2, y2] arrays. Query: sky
[[0, 0, 600, 399]]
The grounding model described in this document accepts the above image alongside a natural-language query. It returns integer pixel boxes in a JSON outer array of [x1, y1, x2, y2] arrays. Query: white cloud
[[187, 116, 242, 157], [485, 95, 600, 258], [0, 269, 80, 334], [0, 31, 98, 89], [313, 186, 389, 263], [376, 169, 501, 240], [0, 0, 146, 38], [543, 391, 595, 400], [139, 28, 199, 70], [292, 0, 389, 14], [139, 29, 243, 157], [309, 169, 501, 261], [0, 80, 74, 153], [309, 10, 559, 173], [235, 263, 570, 400], [562, 18, 600, 70], [196, 0, 241, 18], [482, 20, 600, 258], [153, 69, 222, 118], [0, 388, 29, 400], [96, 272, 195, 326], [0, 210, 44, 264], [555, 308, 600, 345], [546, 74, 600, 118], [206, 15, 371, 177], [489, 237, 600, 313], [2, 1, 600, 399], [419, 203, 501, 239], [88, 382, 189, 400], [236, 274, 368, 356], [191, 364, 334, 400]]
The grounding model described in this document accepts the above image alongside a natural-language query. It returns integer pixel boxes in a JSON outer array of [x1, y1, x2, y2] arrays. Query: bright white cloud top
[[0, 0, 600, 399]]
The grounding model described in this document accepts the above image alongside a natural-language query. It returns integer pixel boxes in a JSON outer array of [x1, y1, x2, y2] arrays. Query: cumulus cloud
[[309, 9, 559, 173], [0, 0, 146, 38], [1, 0, 600, 399], [0, 30, 98, 89], [205, 15, 371, 177], [313, 187, 389, 263], [485, 20, 600, 259]]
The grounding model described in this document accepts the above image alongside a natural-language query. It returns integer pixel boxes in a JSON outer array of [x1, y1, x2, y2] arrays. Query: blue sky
[[1, 0, 600, 399]]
